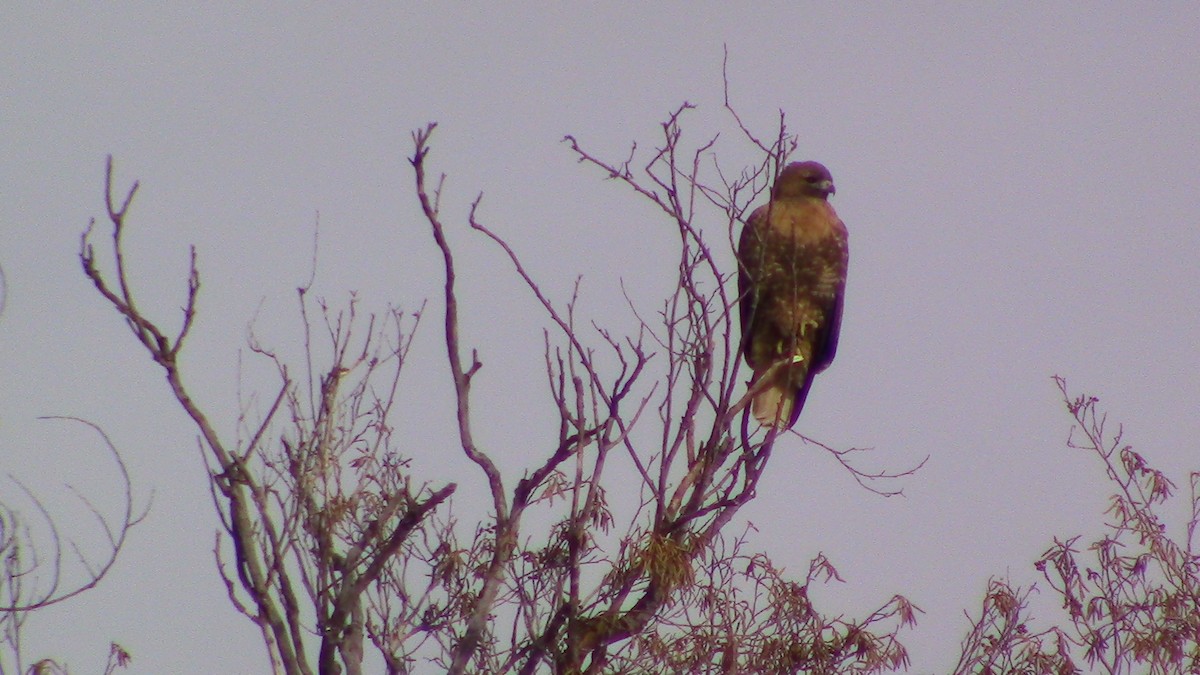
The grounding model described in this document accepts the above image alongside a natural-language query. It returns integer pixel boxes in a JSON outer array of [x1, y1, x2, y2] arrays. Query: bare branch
[[2, 417, 147, 613], [410, 124, 504, 519]]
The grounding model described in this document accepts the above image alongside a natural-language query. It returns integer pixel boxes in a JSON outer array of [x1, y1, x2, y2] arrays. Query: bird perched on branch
[[737, 161, 849, 429]]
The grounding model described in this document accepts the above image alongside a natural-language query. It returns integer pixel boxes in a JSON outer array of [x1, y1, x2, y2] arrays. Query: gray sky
[[3, 5, 1199, 673]]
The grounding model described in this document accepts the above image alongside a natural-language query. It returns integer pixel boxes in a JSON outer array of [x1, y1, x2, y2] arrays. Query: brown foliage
[[953, 377, 1200, 674]]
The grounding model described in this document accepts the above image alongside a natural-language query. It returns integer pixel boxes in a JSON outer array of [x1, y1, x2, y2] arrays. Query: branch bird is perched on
[[737, 161, 849, 429]]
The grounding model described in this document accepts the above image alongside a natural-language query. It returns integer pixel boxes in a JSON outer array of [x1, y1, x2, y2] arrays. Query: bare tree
[[81, 88, 923, 672], [410, 102, 923, 672], [82, 157, 456, 675], [1, 418, 144, 675]]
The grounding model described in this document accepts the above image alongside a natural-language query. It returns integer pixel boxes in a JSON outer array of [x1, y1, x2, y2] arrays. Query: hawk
[[737, 161, 849, 429]]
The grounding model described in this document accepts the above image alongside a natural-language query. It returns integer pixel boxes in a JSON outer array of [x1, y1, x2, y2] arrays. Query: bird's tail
[[750, 363, 815, 430]]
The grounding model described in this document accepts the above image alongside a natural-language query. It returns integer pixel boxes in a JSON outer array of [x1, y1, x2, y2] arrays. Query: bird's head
[[773, 161, 835, 200]]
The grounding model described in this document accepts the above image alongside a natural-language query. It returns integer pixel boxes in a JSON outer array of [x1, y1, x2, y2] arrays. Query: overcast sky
[[3, 5, 1199, 673]]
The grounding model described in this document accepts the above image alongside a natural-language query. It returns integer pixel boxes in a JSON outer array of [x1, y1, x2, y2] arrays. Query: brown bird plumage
[[737, 161, 849, 429]]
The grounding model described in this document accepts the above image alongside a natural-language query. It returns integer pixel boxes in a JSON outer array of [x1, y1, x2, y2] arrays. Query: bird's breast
[[753, 201, 848, 300], [768, 199, 842, 243]]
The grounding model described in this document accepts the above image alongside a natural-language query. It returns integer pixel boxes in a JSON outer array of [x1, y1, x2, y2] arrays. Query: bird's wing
[[737, 204, 769, 365]]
